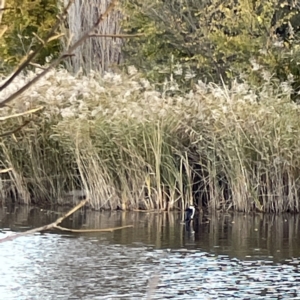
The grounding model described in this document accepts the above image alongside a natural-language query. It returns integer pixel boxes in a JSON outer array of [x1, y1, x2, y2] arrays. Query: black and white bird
[[184, 204, 198, 222]]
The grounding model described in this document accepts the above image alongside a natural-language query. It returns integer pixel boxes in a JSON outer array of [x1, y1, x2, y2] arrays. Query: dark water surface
[[1, 206, 300, 299]]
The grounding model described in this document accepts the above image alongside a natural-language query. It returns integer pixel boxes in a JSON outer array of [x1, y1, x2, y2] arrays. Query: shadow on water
[[1, 205, 300, 299]]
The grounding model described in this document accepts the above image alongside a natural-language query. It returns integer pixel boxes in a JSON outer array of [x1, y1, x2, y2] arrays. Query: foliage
[[0, 0, 60, 72], [121, 0, 300, 96]]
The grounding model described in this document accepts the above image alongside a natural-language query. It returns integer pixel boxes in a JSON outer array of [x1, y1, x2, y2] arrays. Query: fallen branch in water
[[0, 199, 133, 243], [54, 224, 133, 233]]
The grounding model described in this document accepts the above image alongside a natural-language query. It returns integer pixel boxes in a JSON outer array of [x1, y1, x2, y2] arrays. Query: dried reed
[[0, 68, 299, 212]]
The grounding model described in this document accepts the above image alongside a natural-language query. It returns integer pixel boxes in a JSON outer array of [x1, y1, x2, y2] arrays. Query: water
[[1, 206, 300, 299]]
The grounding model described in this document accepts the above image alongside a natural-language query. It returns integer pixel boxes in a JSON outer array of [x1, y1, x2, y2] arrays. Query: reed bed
[[0, 67, 300, 212]]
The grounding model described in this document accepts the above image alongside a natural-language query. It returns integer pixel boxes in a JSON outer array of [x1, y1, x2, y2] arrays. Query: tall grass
[[0, 67, 300, 212]]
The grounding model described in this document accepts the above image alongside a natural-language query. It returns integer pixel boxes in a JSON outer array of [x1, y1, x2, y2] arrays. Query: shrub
[[121, 0, 300, 97]]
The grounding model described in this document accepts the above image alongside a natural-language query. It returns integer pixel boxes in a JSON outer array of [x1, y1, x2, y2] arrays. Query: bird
[[184, 203, 198, 222]]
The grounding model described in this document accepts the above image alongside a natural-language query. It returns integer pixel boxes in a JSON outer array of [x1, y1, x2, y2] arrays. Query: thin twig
[[0, 199, 88, 243], [88, 33, 144, 38], [0, 106, 44, 121], [0, 120, 32, 137], [0, 25, 7, 38], [0, 199, 134, 243], [54, 224, 133, 233], [28, 63, 48, 70], [0, 167, 12, 173], [0, 8, 13, 11]]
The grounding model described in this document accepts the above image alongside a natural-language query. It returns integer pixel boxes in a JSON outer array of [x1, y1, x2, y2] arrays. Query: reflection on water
[[1, 206, 300, 299], [2, 206, 300, 260]]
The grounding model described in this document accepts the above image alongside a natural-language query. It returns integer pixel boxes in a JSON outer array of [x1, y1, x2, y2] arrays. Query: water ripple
[[1, 233, 300, 299]]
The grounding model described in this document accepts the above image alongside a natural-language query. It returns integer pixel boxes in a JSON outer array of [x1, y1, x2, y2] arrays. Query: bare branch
[[0, 120, 32, 137], [0, 199, 134, 243], [0, 199, 88, 243], [88, 33, 144, 38], [0, 167, 12, 173], [54, 224, 133, 232], [0, 7, 13, 11], [0, 106, 44, 121], [0, 25, 7, 38]]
